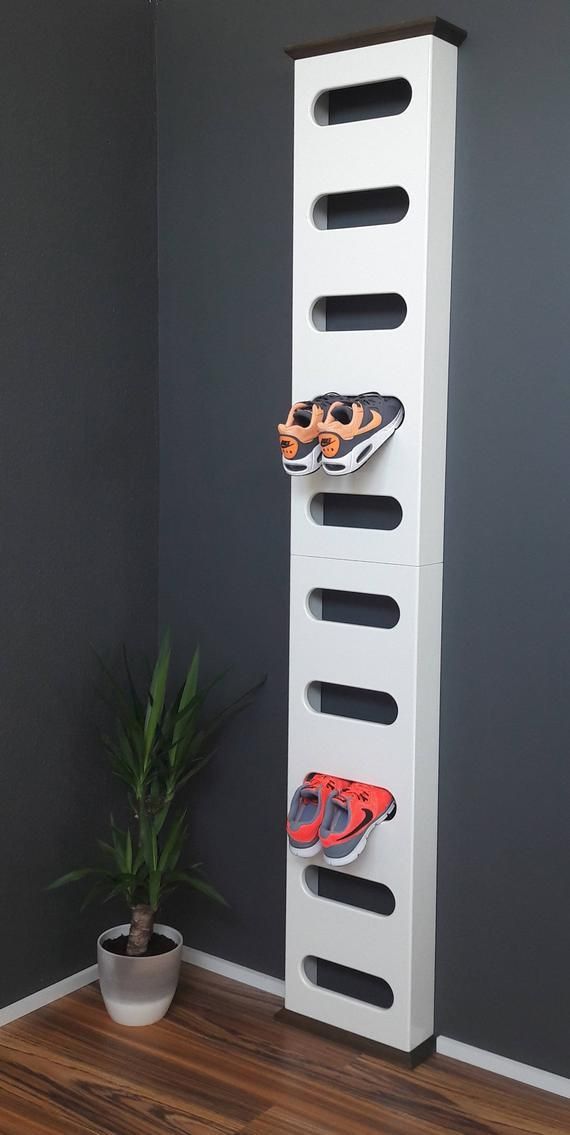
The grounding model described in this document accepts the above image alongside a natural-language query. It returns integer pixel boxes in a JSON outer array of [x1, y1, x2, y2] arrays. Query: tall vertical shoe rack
[[284, 20, 465, 1059]]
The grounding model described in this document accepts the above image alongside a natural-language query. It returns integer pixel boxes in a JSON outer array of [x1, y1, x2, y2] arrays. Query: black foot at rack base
[[275, 1007, 435, 1068]]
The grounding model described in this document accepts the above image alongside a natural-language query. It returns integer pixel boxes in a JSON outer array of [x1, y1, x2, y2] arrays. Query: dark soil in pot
[[102, 932, 177, 957]]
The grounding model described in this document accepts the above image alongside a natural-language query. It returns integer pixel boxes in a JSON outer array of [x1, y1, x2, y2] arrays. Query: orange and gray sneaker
[[287, 772, 352, 857], [319, 392, 404, 476], [320, 782, 396, 866], [278, 392, 347, 476]]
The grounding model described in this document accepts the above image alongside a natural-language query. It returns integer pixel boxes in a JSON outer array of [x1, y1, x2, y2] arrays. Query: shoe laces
[[336, 786, 370, 804], [330, 393, 377, 425], [306, 772, 340, 792], [293, 393, 340, 418], [314, 391, 348, 408], [352, 392, 381, 407]]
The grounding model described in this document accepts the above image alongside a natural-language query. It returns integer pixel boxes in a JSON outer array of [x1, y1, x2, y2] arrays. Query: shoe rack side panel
[[419, 35, 458, 568]]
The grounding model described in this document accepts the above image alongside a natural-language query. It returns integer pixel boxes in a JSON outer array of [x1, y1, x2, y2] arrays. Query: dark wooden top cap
[[285, 17, 467, 60]]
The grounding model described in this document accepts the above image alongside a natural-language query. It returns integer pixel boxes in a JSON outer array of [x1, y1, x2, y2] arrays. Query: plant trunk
[[126, 904, 155, 956]]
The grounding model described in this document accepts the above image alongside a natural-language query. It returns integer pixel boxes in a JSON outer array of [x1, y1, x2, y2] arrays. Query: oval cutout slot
[[304, 956, 394, 1010], [312, 293, 406, 332], [307, 681, 398, 725], [310, 494, 403, 531], [314, 78, 412, 126], [309, 589, 400, 630], [313, 187, 409, 231], [305, 866, 396, 916]]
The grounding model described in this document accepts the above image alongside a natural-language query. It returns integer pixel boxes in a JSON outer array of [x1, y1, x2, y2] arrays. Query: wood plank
[[0, 1041, 247, 1135], [242, 1104, 411, 1135], [339, 1050, 570, 1135], [0, 1083, 95, 1135]]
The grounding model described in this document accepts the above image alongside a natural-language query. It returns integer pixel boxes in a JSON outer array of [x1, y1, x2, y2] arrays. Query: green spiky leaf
[[50, 634, 262, 920]]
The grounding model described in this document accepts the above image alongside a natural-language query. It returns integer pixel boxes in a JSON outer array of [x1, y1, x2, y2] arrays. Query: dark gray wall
[[0, 0, 158, 1004], [157, 0, 570, 1076]]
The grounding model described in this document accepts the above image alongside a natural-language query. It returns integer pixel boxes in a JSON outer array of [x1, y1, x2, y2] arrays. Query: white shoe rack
[[284, 19, 465, 1057]]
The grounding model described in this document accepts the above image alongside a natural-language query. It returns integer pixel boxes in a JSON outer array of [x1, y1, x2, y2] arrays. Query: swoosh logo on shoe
[[338, 808, 373, 842], [319, 433, 340, 457], [355, 410, 382, 436], [280, 436, 299, 458]]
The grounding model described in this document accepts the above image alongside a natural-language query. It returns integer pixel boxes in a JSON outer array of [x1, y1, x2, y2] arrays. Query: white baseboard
[[437, 1036, 570, 1100], [0, 964, 98, 1028], [182, 946, 285, 998], [0, 949, 283, 1031]]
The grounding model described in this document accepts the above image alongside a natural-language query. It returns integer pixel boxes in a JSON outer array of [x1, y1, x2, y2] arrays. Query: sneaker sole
[[288, 839, 322, 858], [322, 407, 404, 477], [282, 444, 322, 477], [322, 800, 396, 867]]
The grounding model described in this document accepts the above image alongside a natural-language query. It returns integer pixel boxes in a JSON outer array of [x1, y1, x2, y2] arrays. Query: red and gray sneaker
[[277, 392, 349, 476], [320, 782, 396, 866], [319, 392, 404, 476], [287, 772, 352, 857]]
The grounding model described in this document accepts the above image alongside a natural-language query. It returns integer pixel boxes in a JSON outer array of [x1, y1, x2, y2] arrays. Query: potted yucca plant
[[50, 631, 260, 1026]]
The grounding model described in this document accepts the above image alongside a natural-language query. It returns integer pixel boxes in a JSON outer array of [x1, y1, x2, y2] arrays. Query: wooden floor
[[0, 965, 567, 1134]]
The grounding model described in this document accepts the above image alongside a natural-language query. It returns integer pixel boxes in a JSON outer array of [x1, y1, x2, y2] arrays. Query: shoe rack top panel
[[290, 35, 458, 568], [285, 18, 467, 59]]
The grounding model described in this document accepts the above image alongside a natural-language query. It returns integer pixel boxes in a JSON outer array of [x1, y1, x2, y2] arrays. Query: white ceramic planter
[[97, 922, 183, 1026]]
